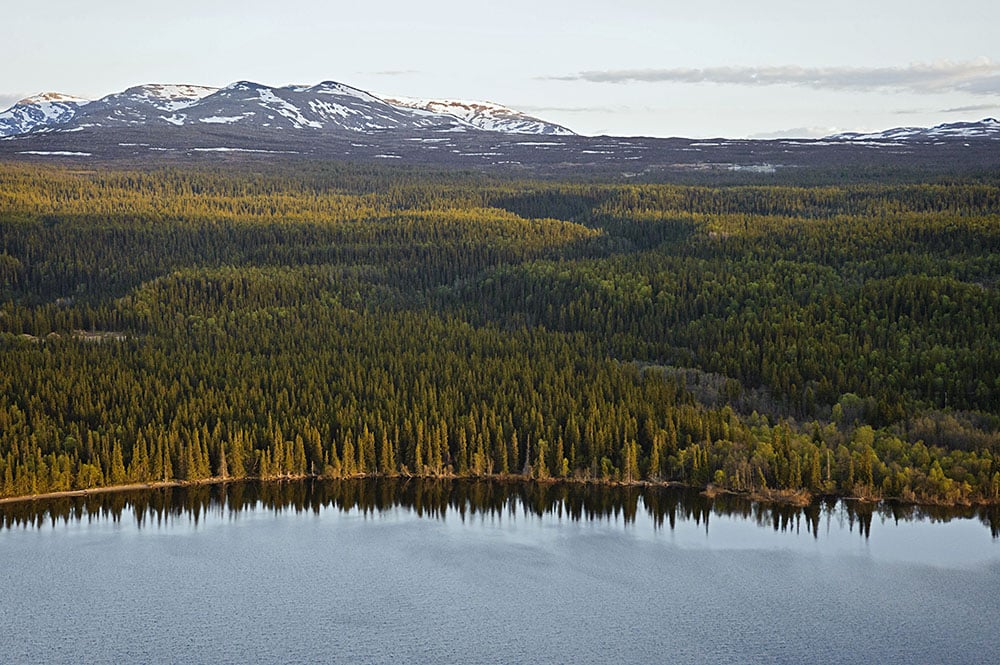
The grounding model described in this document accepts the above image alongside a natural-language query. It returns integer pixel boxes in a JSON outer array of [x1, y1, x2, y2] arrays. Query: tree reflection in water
[[2, 478, 998, 538]]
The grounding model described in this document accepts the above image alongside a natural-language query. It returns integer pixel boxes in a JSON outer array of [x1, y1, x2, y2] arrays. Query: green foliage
[[0, 162, 998, 506]]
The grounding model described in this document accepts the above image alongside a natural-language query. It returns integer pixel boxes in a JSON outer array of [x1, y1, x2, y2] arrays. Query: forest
[[1, 161, 999, 506]]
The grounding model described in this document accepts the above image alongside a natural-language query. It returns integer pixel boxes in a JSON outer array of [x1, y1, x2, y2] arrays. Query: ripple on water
[[0, 480, 998, 665]]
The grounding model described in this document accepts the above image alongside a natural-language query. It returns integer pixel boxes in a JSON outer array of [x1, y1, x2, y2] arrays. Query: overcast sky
[[4, 0, 999, 138]]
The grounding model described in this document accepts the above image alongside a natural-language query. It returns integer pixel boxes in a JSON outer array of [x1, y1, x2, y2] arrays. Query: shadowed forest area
[[1, 162, 999, 505]]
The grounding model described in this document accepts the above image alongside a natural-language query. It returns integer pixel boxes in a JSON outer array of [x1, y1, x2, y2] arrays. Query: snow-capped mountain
[[830, 118, 1000, 142], [0, 81, 571, 138], [89, 84, 219, 122], [384, 97, 574, 135], [174, 81, 474, 132], [0, 92, 90, 136]]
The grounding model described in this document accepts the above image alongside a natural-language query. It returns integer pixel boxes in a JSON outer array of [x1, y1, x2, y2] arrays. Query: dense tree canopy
[[1, 162, 998, 505]]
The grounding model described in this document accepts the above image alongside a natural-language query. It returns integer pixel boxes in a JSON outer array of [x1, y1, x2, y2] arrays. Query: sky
[[4, 0, 1000, 138]]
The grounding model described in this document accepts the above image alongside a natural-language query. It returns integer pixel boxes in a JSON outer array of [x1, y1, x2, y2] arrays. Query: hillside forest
[[1, 162, 999, 505]]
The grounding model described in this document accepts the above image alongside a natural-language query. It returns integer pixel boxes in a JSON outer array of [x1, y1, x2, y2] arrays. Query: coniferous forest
[[2, 161, 999, 505]]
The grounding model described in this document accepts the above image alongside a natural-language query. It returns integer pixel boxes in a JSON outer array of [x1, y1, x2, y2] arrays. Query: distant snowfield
[[189, 147, 299, 154], [386, 96, 575, 135], [256, 88, 322, 129], [18, 150, 91, 156], [199, 115, 249, 124]]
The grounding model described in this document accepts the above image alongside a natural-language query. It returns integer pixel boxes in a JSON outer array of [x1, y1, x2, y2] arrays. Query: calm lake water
[[1, 480, 998, 665]]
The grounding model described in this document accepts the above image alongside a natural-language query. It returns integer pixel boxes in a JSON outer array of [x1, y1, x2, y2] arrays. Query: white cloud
[[549, 59, 1000, 95], [939, 103, 1000, 114], [893, 103, 999, 115]]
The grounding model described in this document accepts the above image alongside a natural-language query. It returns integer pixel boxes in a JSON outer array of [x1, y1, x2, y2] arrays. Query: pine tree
[[110, 441, 127, 485], [218, 442, 229, 479], [342, 433, 356, 477], [534, 439, 549, 480], [379, 430, 395, 475]]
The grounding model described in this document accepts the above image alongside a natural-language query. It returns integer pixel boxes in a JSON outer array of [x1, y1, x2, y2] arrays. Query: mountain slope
[[384, 97, 574, 135], [174, 81, 474, 132], [830, 118, 1000, 142], [0, 81, 570, 137], [0, 93, 90, 136]]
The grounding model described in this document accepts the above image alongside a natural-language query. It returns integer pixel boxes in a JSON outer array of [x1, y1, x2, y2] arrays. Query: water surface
[[2, 480, 998, 664]]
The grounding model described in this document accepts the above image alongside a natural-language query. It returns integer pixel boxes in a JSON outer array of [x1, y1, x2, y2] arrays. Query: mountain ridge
[[3, 79, 997, 144], [384, 96, 574, 136], [0, 80, 573, 138], [828, 118, 1000, 142]]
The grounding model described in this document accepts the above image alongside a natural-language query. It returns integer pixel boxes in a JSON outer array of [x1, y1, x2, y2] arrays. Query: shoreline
[[1, 473, 996, 510], [0, 477, 243, 506]]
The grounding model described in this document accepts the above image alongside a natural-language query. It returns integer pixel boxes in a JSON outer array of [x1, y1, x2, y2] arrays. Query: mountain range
[[0, 81, 573, 138], [1, 79, 998, 178], [829, 119, 1000, 142]]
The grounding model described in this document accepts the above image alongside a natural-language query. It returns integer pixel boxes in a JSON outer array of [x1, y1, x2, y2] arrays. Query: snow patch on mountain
[[255, 88, 322, 129], [385, 97, 575, 135], [18, 150, 91, 156], [97, 84, 218, 114], [0, 93, 90, 136], [199, 114, 253, 124], [121, 84, 218, 111], [21, 92, 90, 105], [308, 81, 384, 105], [830, 118, 1000, 142], [308, 99, 356, 120]]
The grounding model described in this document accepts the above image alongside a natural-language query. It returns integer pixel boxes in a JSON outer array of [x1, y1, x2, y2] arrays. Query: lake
[[1, 480, 998, 664]]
